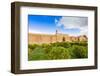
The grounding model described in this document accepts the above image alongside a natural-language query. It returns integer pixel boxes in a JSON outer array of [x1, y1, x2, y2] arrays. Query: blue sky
[[28, 15, 88, 36]]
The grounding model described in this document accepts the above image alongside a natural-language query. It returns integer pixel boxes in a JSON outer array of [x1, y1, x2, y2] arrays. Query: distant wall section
[[28, 33, 87, 44]]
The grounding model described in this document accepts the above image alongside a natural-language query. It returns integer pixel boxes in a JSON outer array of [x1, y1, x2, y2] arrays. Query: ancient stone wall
[[28, 33, 87, 44]]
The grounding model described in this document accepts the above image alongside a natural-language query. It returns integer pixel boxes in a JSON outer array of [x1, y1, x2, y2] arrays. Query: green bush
[[28, 42, 88, 60], [69, 45, 88, 58], [48, 46, 71, 59], [28, 44, 39, 50], [28, 47, 48, 60], [50, 42, 71, 48], [70, 42, 87, 46]]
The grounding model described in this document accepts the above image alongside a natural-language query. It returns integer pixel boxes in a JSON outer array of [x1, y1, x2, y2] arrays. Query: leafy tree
[[28, 44, 39, 50], [28, 41, 88, 60], [28, 47, 48, 60], [48, 46, 71, 59], [69, 45, 88, 58]]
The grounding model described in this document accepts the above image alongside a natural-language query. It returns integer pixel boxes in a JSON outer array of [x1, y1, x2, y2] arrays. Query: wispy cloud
[[55, 16, 88, 36], [29, 27, 55, 35], [29, 28, 42, 34]]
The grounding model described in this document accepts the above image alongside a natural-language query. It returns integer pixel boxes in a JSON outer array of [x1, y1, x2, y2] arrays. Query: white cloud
[[29, 28, 54, 35], [29, 28, 42, 34], [56, 16, 88, 36]]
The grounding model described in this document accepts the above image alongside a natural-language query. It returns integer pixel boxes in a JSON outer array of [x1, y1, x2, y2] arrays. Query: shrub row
[[28, 42, 88, 60]]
